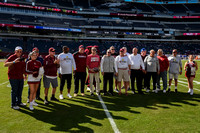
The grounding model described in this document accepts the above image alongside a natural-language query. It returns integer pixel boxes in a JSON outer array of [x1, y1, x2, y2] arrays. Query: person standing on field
[[144, 50, 160, 93], [115, 48, 131, 96], [86, 47, 101, 96], [73, 45, 87, 96], [4, 46, 26, 110], [168, 49, 182, 93], [184, 55, 198, 95], [129, 47, 145, 94], [26, 51, 43, 110], [43, 47, 60, 105], [58, 46, 76, 99], [101, 49, 116, 96], [157, 49, 169, 93]]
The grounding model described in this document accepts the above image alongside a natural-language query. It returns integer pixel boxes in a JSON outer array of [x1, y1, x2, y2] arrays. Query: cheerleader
[[26, 51, 44, 110], [184, 55, 198, 95]]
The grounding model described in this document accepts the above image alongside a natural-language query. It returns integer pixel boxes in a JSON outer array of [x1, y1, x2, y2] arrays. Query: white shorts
[[169, 73, 179, 80]]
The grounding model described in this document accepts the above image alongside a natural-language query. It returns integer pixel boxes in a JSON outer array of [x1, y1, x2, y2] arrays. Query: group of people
[[4, 45, 198, 111]]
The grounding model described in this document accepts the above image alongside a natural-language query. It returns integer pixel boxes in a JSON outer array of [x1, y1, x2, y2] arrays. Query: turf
[[0, 61, 200, 133]]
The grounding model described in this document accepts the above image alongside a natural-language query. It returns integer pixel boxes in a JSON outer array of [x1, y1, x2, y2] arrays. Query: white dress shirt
[[129, 54, 145, 70]]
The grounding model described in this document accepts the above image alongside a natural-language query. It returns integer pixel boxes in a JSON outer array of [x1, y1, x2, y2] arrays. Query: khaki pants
[[89, 72, 100, 93]]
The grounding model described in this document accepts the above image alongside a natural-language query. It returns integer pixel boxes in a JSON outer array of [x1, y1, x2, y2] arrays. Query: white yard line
[[98, 95, 120, 133], [0, 81, 9, 86], [178, 80, 200, 92], [179, 78, 200, 84]]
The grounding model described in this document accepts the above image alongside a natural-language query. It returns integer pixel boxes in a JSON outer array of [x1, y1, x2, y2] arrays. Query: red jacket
[[5, 54, 26, 79], [86, 54, 100, 73], [73, 52, 87, 72], [43, 55, 58, 77], [157, 55, 169, 72], [26, 60, 42, 74]]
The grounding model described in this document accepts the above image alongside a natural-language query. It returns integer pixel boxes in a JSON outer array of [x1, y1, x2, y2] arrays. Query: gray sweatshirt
[[144, 55, 160, 72], [168, 55, 182, 74], [100, 55, 116, 73]]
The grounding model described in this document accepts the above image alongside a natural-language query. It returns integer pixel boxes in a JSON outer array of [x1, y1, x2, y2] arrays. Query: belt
[[118, 68, 128, 70], [131, 69, 140, 70]]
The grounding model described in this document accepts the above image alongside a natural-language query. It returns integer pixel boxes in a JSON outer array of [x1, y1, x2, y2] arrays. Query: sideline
[[0, 81, 9, 86], [98, 95, 120, 133]]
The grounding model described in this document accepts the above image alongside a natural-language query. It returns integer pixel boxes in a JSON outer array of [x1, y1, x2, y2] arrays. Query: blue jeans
[[157, 71, 167, 90], [9, 79, 24, 107]]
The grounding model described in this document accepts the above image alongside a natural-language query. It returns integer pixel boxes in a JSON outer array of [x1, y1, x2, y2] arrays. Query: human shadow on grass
[[18, 96, 127, 132], [96, 91, 200, 112]]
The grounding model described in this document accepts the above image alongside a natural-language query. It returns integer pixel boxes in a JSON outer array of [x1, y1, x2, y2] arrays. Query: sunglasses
[[108, 52, 111, 53], [173, 52, 177, 53], [16, 51, 22, 53], [111, 49, 115, 50]]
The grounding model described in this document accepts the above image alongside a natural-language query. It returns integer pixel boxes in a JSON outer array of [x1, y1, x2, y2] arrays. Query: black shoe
[[36, 97, 43, 101], [51, 97, 59, 101], [175, 89, 178, 93], [91, 93, 95, 96], [108, 91, 114, 96], [44, 99, 49, 105], [121, 86, 125, 89], [138, 91, 144, 95], [131, 90, 136, 94], [167, 89, 171, 93], [103, 93, 108, 96], [127, 87, 131, 91]]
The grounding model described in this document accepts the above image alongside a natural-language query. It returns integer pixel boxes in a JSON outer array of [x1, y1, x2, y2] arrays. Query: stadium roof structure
[[125, 0, 200, 4]]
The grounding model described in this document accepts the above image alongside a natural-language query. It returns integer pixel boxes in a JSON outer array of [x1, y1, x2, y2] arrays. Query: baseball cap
[[91, 47, 97, 51], [15, 46, 23, 51], [79, 45, 84, 49], [32, 47, 39, 52], [49, 47, 55, 52], [120, 48, 124, 52], [140, 48, 146, 52]]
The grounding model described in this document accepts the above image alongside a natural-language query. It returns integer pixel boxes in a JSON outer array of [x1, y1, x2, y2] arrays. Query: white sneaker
[[144, 87, 147, 91], [59, 94, 64, 100], [27, 99, 29, 103], [87, 87, 90, 92], [67, 94, 72, 98], [19, 103, 26, 106], [190, 90, 193, 95], [32, 100, 38, 106], [96, 92, 101, 96], [146, 89, 150, 93], [157, 88, 160, 91], [29, 102, 34, 110], [188, 88, 191, 93], [163, 90, 166, 93], [12, 106, 20, 110], [152, 90, 158, 93], [131, 90, 135, 94]]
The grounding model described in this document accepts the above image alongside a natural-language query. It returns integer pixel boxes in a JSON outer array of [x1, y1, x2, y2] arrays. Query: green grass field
[[0, 61, 200, 133]]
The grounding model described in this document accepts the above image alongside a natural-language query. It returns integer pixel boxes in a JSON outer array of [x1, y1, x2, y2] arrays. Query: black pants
[[103, 73, 114, 94], [74, 72, 87, 94], [28, 79, 41, 99], [60, 74, 72, 91], [141, 72, 148, 89], [131, 69, 143, 93], [146, 72, 157, 90]]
